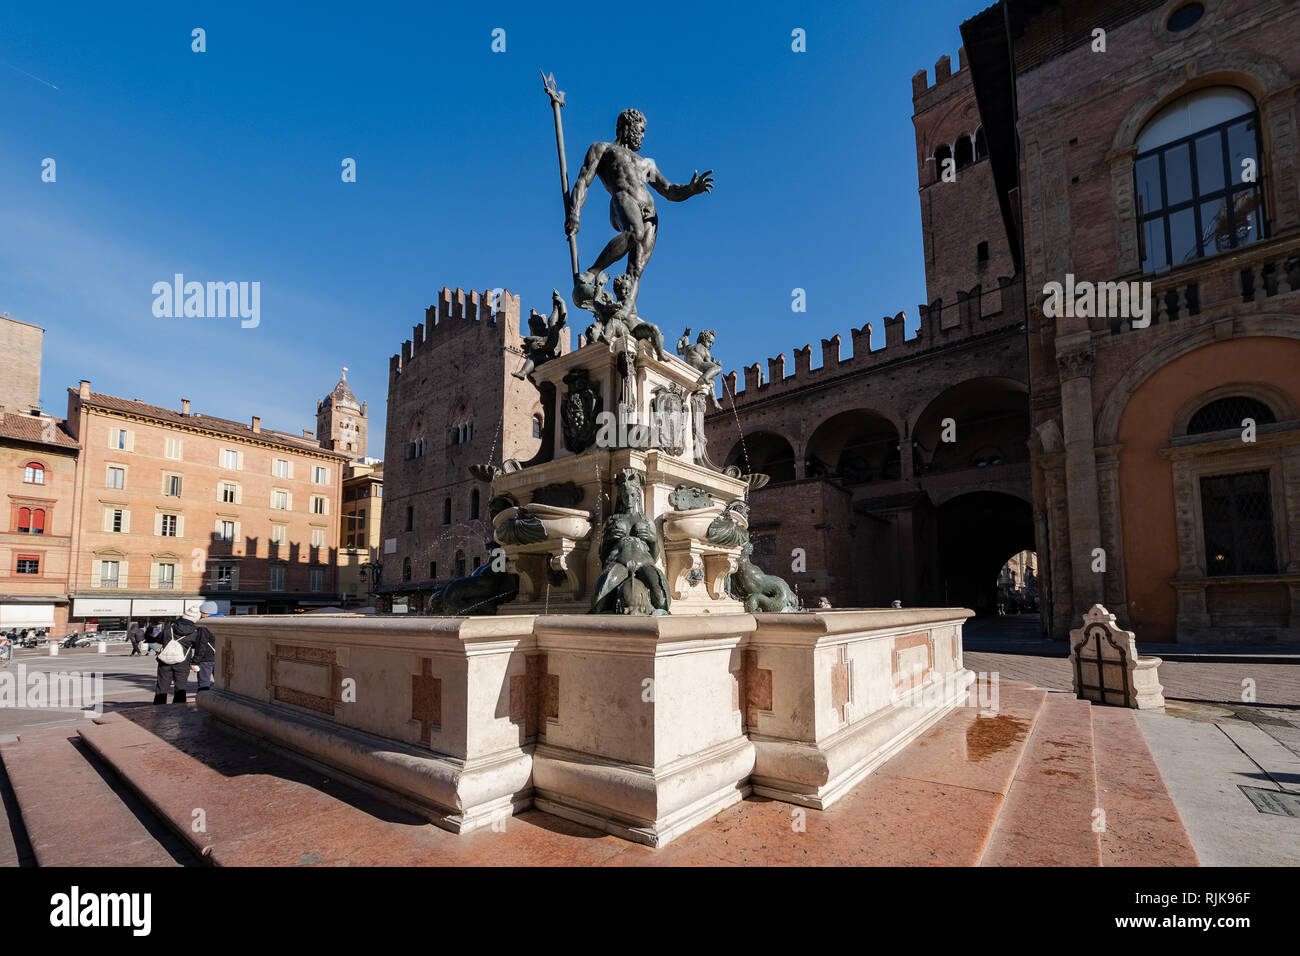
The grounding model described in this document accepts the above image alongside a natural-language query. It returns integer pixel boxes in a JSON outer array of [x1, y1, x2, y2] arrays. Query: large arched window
[[974, 126, 988, 161], [443, 497, 452, 525], [470, 489, 480, 520], [1135, 87, 1265, 273]]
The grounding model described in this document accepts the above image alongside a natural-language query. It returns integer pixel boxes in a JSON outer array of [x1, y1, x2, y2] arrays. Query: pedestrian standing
[[152, 608, 201, 705], [190, 601, 219, 694]]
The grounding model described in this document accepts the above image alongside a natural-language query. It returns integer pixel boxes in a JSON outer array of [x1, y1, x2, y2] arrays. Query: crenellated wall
[[721, 277, 1021, 407]]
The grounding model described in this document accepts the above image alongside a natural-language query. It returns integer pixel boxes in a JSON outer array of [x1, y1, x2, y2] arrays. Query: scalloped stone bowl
[[662, 504, 734, 543], [493, 502, 593, 542]]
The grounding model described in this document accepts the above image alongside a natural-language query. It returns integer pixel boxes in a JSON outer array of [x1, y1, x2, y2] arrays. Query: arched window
[[454, 550, 466, 578], [954, 134, 974, 170], [532, 414, 543, 439], [974, 126, 987, 161], [1135, 87, 1265, 273], [933, 144, 952, 183], [23, 462, 45, 484], [402, 557, 412, 582], [470, 489, 480, 520], [17, 508, 32, 533], [405, 505, 414, 531], [30, 509, 45, 534], [1187, 396, 1276, 435], [443, 497, 452, 525]]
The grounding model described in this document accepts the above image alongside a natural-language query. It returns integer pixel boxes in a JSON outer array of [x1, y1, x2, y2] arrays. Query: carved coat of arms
[[561, 368, 603, 453]]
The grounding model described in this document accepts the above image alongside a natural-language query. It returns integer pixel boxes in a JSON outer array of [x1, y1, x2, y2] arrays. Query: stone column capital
[[1057, 348, 1095, 381]]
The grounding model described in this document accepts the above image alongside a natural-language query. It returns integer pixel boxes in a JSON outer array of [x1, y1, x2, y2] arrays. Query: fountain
[[200, 75, 974, 846]]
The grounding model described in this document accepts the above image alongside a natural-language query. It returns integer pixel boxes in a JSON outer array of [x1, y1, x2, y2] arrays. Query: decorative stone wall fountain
[[200, 83, 975, 848]]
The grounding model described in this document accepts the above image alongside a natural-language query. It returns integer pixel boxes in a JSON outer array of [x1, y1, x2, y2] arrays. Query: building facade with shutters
[[338, 459, 383, 607], [964, 0, 1300, 642], [0, 405, 80, 633], [62, 380, 350, 625]]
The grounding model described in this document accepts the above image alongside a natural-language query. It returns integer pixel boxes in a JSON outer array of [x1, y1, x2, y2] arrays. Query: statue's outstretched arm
[[567, 143, 605, 233], [649, 162, 714, 202]]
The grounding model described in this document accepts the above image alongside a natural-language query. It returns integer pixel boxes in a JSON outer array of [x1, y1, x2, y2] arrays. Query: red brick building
[[963, 0, 1300, 643]]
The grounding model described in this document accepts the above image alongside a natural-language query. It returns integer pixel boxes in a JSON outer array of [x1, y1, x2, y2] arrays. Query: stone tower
[[317, 367, 367, 458], [911, 48, 1017, 310], [378, 287, 571, 608]]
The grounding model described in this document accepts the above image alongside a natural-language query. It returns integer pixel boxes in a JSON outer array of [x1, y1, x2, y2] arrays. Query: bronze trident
[[541, 70, 579, 281]]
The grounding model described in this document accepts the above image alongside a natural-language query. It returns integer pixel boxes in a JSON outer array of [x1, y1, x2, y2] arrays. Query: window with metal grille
[[1200, 470, 1276, 575], [16, 557, 39, 575], [1187, 397, 1276, 434]]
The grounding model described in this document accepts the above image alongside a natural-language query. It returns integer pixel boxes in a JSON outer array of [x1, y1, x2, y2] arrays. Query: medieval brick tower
[[317, 368, 368, 458], [377, 288, 570, 609], [911, 49, 1018, 310]]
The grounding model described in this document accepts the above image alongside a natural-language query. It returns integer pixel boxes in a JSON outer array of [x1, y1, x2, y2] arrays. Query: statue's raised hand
[[689, 170, 714, 195]]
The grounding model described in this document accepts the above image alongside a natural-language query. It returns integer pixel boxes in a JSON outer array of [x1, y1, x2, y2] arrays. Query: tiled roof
[[81, 391, 350, 459], [0, 414, 78, 449]]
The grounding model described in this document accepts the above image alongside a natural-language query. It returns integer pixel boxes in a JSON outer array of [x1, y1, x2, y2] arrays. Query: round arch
[[725, 431, 796, 483], [805, 409, 899, 485], [1096, 316, 1300, 445], [911, 377, 1029, 475], [937, 491, 1035, 615], [1110, 52, 1289, 155]]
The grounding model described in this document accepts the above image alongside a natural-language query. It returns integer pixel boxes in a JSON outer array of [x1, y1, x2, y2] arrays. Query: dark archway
[[913, 377, 1029, 475], [937, 491, 1034, 616], [725, 431, 796, 483], [805, 409, 899, 486]]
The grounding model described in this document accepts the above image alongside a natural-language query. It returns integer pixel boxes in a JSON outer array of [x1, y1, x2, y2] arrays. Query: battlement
[[719, 277, 1021, 409], [911, 47, 970, 108], [389, 287, 526, 375]]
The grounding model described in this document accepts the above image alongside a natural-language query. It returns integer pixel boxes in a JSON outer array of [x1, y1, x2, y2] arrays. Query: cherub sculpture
[[584, 273, 666, 361], [513, 289, 567, 383], [677, 328, 723, 410]]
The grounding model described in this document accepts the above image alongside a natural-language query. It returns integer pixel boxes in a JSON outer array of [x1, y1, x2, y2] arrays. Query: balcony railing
[[1110, 231, 1300, 336]]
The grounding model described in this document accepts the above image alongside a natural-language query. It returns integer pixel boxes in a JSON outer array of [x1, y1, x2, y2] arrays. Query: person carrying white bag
[[152, 606, 203, 705]]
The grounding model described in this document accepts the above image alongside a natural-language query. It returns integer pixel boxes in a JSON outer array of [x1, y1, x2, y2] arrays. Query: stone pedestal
[[1069, 603, 1164, 709], [745, 609, 974, 808], [529, 613, 756, 846]]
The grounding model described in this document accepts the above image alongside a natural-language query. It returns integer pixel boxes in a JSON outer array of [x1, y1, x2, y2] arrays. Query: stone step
[[980, 693, 1102, 866], [1090, 707, 1199, 866], [29, 682, 1196, 867], [0, 722, 193, 867]]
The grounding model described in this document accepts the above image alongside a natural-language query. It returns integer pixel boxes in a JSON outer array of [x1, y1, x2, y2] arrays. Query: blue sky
[[3, 0, 983, 454]]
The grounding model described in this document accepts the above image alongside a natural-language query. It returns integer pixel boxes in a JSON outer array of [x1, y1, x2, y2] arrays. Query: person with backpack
[[152, 607, 204, 705]]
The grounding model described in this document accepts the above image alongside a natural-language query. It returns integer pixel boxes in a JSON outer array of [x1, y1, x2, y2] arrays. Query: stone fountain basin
[[662, 505, 745, 543], [493, 503, 592, 542]]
